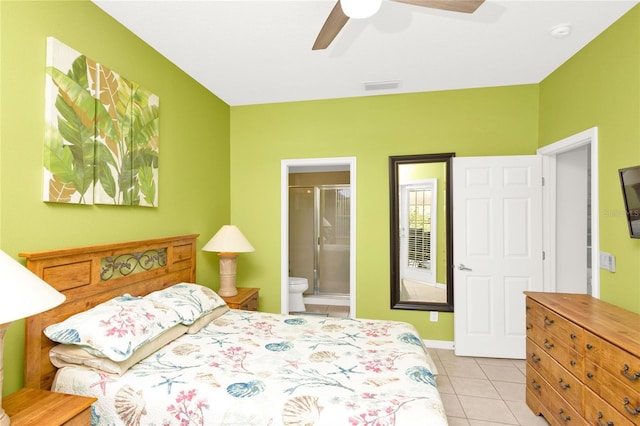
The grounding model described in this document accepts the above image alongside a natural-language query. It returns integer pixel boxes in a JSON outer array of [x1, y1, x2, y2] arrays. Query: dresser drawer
[[525, 367, 585, 426], [584, 331, 640, 394], [526, 298, 584, 353], [583, 386, 635, 426], [584, 360, 640, 424], [527, 338, 582, 412], [527, 322, 583, 378]]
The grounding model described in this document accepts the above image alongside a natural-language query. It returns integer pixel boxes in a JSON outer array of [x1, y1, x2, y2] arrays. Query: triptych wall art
[[43, 37, 159, 206]]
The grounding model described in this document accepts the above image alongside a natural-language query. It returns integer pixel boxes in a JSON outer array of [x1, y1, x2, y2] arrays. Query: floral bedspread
[[53, 310, 447, 426]]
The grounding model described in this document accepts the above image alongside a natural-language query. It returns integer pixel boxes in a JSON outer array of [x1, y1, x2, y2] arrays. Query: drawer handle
[[544, 316, 555, 327], [531, 379, 541, 390], [530, 353, 541, 363], [558, 408, 571, 423], [586, 343, 594, 350], [586, 372, 594, 379], [544, 339, 555, 350], [570, 360, 576, 367], [526, 324, 532, 330], [622, 364, 640, 381], [558, 378, 570, 390], [597, 412, 614, 426], [570, 333, 576, 340], [623, 398, 640, 416]]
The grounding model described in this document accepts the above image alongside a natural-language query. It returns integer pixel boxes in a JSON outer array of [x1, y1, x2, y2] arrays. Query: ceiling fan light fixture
[[340, 0, 382, 19]]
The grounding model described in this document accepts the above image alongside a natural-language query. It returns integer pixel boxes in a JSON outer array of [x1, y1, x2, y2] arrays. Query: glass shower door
[[317, 186, 350, 295]]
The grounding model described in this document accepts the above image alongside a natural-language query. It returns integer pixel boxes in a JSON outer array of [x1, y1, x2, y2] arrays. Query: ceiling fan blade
[[312, 1, 350, 50], [391, 0, 485, 14]]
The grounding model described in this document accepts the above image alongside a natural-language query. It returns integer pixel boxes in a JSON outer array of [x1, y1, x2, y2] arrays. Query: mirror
[[389, 153, 454, 312]]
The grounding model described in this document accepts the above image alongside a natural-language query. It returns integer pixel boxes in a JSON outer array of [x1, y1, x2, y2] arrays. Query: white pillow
[[49, 324, 188, 375], [145, 283, 227, 325], [44, 294, 182, 361]]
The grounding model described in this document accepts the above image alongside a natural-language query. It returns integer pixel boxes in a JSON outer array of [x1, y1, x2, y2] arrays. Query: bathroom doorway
[[281, 158, 356, 317], [290, 182, 351, 299]]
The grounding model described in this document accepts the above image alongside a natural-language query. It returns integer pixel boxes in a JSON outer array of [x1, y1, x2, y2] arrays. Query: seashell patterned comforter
[[52, 310, 447, 425]]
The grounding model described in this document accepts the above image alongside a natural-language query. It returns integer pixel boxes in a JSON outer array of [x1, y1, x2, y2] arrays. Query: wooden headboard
[[19, 234, 199, 391]]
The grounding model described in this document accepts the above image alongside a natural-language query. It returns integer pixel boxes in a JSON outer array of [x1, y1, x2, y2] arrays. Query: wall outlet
[[430, 311, 438, 322], [599, 251, 616, 272]]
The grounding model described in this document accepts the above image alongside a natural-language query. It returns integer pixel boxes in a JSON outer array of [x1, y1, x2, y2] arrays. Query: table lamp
[[0, 250, 66, 426], [202, 225, 255, 297]]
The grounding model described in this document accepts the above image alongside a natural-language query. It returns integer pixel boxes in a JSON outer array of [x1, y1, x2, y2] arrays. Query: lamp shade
[[340, 0, 382, 19], [0, 250, 66, 324], [202, 225, 255, 253]]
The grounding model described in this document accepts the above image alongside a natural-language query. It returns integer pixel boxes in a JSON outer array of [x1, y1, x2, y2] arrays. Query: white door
[[453, 156, 543, 359]]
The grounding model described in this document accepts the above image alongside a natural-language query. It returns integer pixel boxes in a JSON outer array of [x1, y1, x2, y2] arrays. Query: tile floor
[[429, 348, 549, 425], [301, 303, 350, 318]]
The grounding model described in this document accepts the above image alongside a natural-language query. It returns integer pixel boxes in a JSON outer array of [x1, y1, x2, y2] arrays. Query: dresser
[[525, 292, 640, 426]]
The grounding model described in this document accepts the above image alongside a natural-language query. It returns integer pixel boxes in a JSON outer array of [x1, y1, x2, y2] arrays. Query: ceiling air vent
[[363, 80, 401, 91]]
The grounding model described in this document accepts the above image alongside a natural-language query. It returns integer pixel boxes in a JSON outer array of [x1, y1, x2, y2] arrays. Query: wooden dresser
[[525, 292, 640, 426]]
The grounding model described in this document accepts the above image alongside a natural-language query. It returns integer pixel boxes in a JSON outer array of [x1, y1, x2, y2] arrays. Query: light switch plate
[[599, 251, 616, 272], [430, 311, 438, 322]]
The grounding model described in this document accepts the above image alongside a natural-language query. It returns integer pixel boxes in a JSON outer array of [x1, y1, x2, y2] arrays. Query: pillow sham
[[44, 294, 182, 362], [186, 304, 229, 334], [145, 283, 227, 326], [49, 323, 188, 375]]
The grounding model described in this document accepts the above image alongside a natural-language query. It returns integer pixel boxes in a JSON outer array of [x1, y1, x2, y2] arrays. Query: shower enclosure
[[289, 182, 350, 304]]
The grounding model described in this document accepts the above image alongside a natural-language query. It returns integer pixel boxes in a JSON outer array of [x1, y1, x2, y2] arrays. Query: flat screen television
[[619, 165, 640, 238]]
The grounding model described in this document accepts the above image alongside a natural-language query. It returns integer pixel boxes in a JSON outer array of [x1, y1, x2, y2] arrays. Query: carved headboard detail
[[19, 234, 199, 390]]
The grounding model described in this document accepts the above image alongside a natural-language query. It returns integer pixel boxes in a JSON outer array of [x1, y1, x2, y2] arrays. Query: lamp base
[[218, 253, 238, 297]]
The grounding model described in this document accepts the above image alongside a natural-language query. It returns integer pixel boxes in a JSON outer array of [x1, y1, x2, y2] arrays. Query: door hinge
[[542, 176, 545, 186], [542, 251, 546, 260]]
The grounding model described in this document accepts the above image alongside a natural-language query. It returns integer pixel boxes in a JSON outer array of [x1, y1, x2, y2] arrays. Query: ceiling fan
[[312, 0, 485, 50]]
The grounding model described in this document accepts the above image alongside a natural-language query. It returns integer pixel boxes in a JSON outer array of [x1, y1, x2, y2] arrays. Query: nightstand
[[3, 388, 96, 425], [222, 287, 259, 311]]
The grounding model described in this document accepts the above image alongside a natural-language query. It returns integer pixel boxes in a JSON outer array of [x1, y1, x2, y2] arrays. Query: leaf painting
[[43, 37, 159, 206], [43, 39, 95, 204]]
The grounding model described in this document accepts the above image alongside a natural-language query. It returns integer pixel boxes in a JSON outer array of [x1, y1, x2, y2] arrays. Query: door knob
[[457, 264, 472, 271]]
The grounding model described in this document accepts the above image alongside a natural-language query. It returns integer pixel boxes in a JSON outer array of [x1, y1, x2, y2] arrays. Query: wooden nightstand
[[3, 388, 96, 425], [222, 287, 259, 311]]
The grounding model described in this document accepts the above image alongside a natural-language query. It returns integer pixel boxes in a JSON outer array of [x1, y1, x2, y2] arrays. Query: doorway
[[452, 128, 599, 358], [538, 127, 599, 297], [281, 157, 356, 316], [289, 183, 351, 299]]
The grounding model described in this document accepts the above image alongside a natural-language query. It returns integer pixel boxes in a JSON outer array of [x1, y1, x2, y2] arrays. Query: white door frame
[[537, 127, 600, 298], [281, 157, 357, 315]]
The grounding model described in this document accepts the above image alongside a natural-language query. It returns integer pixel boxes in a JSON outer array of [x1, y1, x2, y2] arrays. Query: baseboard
[[422, 339, 454, 350]]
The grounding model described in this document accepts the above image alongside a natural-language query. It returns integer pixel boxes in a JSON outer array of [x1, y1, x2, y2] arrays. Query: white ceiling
[[93, 0, 638, 106]]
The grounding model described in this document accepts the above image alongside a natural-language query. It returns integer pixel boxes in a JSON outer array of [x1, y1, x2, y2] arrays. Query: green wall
[[538, 5, 640, 312], [0, 0, 230, 395], [230, 85, 540, 341]]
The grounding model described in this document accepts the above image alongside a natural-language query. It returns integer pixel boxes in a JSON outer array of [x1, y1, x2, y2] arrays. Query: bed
[[21, 235, 447, 425]]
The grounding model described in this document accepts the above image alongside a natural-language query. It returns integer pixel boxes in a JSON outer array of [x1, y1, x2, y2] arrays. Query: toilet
[[288, 277, 309, 312]]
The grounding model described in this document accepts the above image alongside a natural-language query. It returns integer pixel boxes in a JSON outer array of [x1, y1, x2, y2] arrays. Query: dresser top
[[525, 292, 640, 358]]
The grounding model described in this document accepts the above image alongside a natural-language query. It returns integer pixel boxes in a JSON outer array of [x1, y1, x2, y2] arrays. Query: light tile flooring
[[429, 348, 549, 425], [301, 303, 350, 318]]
